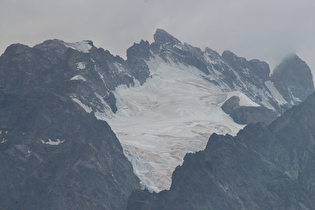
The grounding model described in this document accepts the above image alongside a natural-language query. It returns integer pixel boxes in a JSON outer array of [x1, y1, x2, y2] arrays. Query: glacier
[[99, 56, 258, 192]]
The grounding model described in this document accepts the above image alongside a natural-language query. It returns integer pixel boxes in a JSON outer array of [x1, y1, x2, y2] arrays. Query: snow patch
[[71, 97, 93, 113], [265, 80, 287, 105], [204, 52, 219, 65], [63, 40, 92, 53], [174, 43, 184, 50], [288, 87, 302, 103], [93, 92, 114, 119], [76, 62, 86, 70], [113, 62, 127, 73], [91, 58, 105, 81], [70, 75, 87, 82], [225, 91, 261, 107], [41, 138, 65, 146], [0, 130, 9, 135], [133, 77, 141, 87]]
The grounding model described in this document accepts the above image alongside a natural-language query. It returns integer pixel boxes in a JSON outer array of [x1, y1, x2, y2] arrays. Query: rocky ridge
[[0, 41, 140, 210]]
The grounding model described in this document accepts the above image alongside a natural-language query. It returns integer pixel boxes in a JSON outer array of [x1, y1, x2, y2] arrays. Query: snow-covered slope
[[99, 56, 258, 191]]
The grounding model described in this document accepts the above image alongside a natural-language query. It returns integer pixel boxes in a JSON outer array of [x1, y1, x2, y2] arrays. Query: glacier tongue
[[100, 57, 252, 192]]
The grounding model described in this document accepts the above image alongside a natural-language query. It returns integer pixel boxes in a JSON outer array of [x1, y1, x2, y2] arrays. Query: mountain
[[99, 29, 313, 191], [271, 53, 314, 107], [127, 92, 315, 210], [0, 28, 314, 205], [0, 42, 140, 210]]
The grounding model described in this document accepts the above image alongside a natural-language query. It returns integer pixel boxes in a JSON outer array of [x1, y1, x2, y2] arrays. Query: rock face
[[127, 93, 315, 210], [0, 42, 140, 210], [271, 53, 314, 107]]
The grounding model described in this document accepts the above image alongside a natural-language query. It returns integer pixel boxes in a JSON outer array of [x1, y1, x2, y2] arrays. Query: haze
[[1, 0, 314, 80]]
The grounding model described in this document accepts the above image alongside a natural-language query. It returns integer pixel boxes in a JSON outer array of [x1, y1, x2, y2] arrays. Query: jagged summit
[[221, 50, 271, 84], [271, 53, 314, 104], [153, 29, 181, 45], [272, 53, 312, 79]]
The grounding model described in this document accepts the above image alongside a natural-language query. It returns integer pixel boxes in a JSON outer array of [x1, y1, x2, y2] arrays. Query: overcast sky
[[1, 0, 314, 77]]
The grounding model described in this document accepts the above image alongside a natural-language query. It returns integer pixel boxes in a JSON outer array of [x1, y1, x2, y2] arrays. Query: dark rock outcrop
[[126, 40, 151, 84], [0, 42, 140, 210], [222, 50, 270, 82], [222, 96, 277, 125], [221, 96, 241, 115], [127, 93, 315, 210], [153, 29, 181, 45]]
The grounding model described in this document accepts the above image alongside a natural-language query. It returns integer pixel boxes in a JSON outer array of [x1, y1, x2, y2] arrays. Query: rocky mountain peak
[[271, 53, 314, 104], [153, 29, 181, 45], [272, 53, 311, 78]]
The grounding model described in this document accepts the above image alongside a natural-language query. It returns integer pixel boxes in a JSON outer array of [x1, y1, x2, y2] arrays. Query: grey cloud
[[1, 0, 314, 79]]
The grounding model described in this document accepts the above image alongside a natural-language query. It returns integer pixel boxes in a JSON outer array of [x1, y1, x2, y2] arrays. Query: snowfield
[[70, 75, 87, 81], [41, 138, 65, 146], [265, 80, 287, 105], [99, 57, 254, 192], [63, 40, 92, 53]]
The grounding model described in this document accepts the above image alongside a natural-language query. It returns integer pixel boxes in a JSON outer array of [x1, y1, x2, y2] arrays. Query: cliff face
[[127, 93, 315, 210]]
